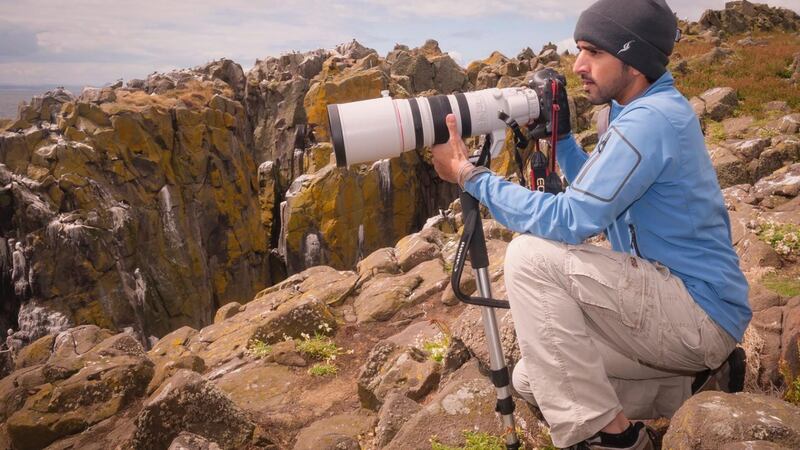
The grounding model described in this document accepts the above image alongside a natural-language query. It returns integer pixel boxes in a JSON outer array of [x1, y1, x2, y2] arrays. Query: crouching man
[[431, 0, 751, 448]]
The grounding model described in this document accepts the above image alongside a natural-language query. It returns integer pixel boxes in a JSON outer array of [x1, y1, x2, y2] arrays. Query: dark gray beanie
[[574, 0, 678, 81]]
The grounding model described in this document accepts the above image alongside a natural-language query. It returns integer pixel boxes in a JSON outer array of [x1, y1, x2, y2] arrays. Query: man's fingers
[[446, 114, 459, 141]]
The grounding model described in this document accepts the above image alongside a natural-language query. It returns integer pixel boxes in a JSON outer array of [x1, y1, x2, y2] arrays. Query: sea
[[0, 85, 85, 121]]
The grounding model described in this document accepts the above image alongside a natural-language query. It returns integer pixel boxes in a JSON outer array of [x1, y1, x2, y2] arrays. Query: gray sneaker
[[565, 422, 655, 450]]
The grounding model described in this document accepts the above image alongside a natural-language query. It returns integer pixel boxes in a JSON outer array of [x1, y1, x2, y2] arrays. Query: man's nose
[[573, 52, 587, 75]]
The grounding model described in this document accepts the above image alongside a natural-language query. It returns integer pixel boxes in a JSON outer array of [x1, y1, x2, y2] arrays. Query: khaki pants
[[504, 235, 735, 448]]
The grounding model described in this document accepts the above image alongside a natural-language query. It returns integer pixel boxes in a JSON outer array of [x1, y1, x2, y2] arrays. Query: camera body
[[327, 86, 543, 167]]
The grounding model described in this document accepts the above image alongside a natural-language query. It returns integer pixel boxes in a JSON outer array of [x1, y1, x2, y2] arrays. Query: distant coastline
[[0, 85, 86, 121]]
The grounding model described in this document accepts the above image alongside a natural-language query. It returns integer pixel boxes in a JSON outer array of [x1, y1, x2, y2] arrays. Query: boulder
[[779, 114, 800, 135], [395, 232, 442, 272], [709, 144, 750, 187], [375, 391, 422, 447], [168, 432, 222, 450], [700, 87, 738, 121], [723, 116, 755, 138], [354, 273, 423, 323], [213, 302, 242, 324], [292, 412, 376, 450], [431, 55, 468, 93], [663, 391, 800, 449], [14, 333, 54, 369], [384, 360, 535, 449], [131, 370, 259, 450], [357, 247, 401, 284], [357, 321, 443, 410], [6, 333, 154, 450]]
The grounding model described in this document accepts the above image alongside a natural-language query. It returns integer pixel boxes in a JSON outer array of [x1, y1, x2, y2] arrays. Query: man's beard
[[582, 67, 635, 105]]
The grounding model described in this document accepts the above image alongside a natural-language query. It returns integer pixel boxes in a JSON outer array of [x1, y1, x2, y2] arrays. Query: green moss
[[781, 343, 800, 405], [295, 332, 343, 361], [763, 273, 800, 298], [430, 430, 524, 450], [704, 120, 727, 145], [308, 362, 338, 377], [246, 339, 272, 359], [757, 221, 800, 258], [422, 333, 451, 364]]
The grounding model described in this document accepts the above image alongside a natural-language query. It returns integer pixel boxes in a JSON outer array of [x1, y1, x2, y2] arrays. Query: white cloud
[[556, 37, 577, 55], [0, 0, 797, 85]]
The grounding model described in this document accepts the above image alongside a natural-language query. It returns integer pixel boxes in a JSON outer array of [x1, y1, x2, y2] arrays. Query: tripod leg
[[475, 267, 520, 450]]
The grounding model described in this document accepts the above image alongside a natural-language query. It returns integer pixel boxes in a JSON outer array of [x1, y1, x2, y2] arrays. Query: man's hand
[[431, 114, 471, 184]]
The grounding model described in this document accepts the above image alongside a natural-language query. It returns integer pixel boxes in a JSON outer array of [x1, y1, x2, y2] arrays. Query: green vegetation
[[780, 343, 800, 405], [672, 32, 800, 117], [422, 332, 451, 363], [308, 362, 338, 377], [430, 430, 515, 450], [704, 120, 727, 145], [763, 272, 800, 297], [246, 339, 272, 359], [756, 221, 800, 258], [296, 332, 344, 361]]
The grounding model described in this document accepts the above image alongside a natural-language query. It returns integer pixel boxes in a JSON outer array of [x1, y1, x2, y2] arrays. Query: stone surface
[[292, 412, 376, 450], [375, 391, 422, 447], [700, 87, 739, 121], [6, 333, 154, 450], [131, 369, 259, 450], [663, 391, 800, 449], [354, 273, 423, 323]]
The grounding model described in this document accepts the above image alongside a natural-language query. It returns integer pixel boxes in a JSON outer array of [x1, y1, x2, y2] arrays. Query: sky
[[0, 0, 798, 87]]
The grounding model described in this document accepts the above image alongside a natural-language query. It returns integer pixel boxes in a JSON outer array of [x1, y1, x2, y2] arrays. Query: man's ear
[[624, 64, 649, 83]]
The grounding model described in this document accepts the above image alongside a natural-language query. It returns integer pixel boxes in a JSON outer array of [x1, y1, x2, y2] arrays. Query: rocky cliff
[[0, 1, 800, 449]]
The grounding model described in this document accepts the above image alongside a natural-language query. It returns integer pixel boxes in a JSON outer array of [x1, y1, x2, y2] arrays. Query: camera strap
[[545, 79, 564, 194]]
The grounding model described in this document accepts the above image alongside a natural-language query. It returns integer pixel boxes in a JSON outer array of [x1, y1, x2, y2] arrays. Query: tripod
[[449, 127, 529, 450]]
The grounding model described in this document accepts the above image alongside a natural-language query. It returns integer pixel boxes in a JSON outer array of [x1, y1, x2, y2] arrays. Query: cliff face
[[0, 75, 270, 342]]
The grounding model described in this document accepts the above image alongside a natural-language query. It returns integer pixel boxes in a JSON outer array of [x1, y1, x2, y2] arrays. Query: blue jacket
[[464, 71, 751, 341]]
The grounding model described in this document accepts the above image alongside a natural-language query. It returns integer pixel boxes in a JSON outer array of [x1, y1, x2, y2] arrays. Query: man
[[431, 0, 751, 449]]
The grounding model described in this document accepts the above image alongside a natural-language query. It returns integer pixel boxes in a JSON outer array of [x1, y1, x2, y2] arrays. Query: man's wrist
[[458, 164, 492, 189]]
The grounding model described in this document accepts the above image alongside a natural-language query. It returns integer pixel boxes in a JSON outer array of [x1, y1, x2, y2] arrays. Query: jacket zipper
[[574, 130, 612, 186], [629, 224, 642, 257]]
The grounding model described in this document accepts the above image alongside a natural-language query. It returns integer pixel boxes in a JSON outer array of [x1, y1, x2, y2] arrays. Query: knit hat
[[574, 0, 678, 81]]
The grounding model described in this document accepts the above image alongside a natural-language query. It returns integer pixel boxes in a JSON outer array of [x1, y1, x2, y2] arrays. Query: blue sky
[[0, 0, 797, 86]]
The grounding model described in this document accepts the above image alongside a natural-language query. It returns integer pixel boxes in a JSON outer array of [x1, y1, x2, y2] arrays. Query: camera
[[327, 86, 543, 167]]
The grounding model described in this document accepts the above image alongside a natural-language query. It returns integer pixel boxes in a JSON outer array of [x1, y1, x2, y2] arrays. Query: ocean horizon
[[0, 85, 86, 121]]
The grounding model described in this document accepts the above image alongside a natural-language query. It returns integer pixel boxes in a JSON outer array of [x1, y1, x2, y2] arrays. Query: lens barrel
[[327, 87, 540, 167]]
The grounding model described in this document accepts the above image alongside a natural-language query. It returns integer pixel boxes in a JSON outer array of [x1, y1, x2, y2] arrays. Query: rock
[[405, 258, 449, 304], [709, 144, 750, 187], [6, 333, 154, 450], [292, 412, 376, 450], [146, 352, 206, 395], [699, 1, 800, 34], [375, 391, 422, 447], [358, 322, 444, 410], [14, 333, 54, 369], [357, 247, 401, 284], [663, 391, 800, 449], [723, 116, 755, 138], [737, 236, 782, 272], [779, 114, 800, 135], [354, 273, 423, 323], [431, 55, 468, 93], [731, 138, 771, 160], [395, 232, 442, 272], [280, 155, 441, 275], [265, 339, 307, 367], [214, 302, 242, 324], [781, 298, 800, 376], [0, 74, 272, 337], [752, 163, 800, 201], [50, 325, 115, 360], [127, 79, 145, 89], [335, 40, 377, 60], [214, 364, 295, 413], [131, 370, 258, 450], [384, 360, 530, 449], [690, 96, 706, 118], [700, 87, 738, 121], [188, 282, 338, 368], [198, 59, 246, 100], [168, 432, 222, 450], [749, 306, 784, 388]]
